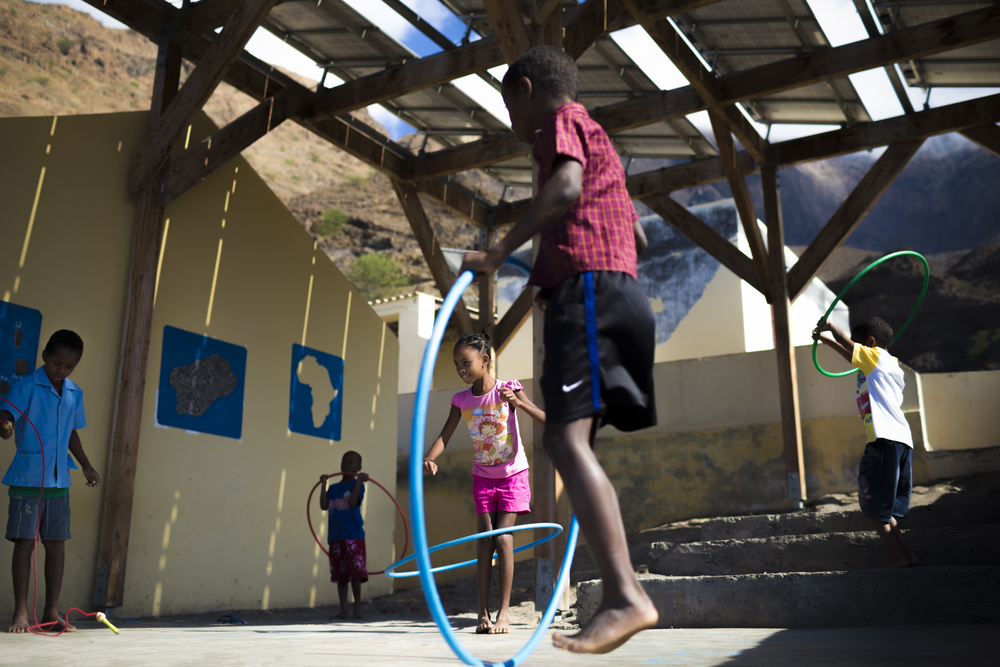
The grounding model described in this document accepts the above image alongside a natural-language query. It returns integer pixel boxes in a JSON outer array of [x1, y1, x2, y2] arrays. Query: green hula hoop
[[813, 250, 929, 378]]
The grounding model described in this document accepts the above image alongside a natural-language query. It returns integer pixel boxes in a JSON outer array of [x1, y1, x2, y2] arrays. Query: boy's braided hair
[[502, 45, 579, 100], [851, 316, 893, 349], [455, 328, 492, 360], [44, 329, 83, 356]]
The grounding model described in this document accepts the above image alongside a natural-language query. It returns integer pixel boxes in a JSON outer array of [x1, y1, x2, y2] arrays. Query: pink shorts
[[473, 469, 531, 515], [328, 538, 368, 584]]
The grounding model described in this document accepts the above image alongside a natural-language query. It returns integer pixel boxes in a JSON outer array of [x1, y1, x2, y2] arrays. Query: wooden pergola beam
[[715, 4, 1000, 106], [959, 122, 1000, 158], [494, 287, 533, 355], [391, 181, 474, 335], [762, 164, 806, 504], [162, 84, 313, 205], [786, 139, 925, 302], [412, 5, 1000, 179], [307, 37, 506, 118], [484, 0, 533, 65], [644, 193, 763, 294], [179, 0, 292, 35], [627, 150, 756, 200], [708, 111, 769, 297], [620, 0, 766, 164], [94, 38, 182, 611], [128, 0, 278, 197], [771, 93, 1000, 166]]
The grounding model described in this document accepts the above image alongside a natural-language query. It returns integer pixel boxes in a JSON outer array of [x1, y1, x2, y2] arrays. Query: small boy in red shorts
[[461, 45, 658, 654], [319, 450, 368, 619]]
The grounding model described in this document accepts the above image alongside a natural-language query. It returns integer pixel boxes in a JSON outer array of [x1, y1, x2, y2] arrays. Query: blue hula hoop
[[409, 270, 579, 667], [384, 522, 563, 578]]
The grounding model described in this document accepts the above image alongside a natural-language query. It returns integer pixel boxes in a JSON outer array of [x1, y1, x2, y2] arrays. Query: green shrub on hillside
[[56, 38, 74, 55], [313, 207, 348, 236], [346, 174, 367, 187], [347, 253, 408, 302]]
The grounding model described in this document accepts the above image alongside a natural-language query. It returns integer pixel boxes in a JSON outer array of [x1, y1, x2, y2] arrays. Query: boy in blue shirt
[[319, 450, 368, 619], [1, 330, 100, 633]]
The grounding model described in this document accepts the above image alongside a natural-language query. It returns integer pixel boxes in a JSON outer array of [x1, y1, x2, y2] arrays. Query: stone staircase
[[575, 484, 1000, 628]]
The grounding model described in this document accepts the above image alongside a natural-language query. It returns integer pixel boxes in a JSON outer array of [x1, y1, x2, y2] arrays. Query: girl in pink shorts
[[423, 330, 545, 635]]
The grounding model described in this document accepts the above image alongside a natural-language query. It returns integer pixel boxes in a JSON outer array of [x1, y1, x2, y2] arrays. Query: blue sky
[[29, 0, 998, 144]]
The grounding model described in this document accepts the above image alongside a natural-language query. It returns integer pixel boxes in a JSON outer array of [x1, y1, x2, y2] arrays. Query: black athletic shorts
[[540, 271, 657, 432]]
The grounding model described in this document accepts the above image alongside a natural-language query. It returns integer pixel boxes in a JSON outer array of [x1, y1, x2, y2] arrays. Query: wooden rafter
[[762, 164, 806, 502], [391, 181, 475, 335], [959, 123, 1000, 158], [499, 92, 1000, 225], [307, 37, 506, 117], [771, 93, 1000, 166], [708, 110, 769, 297], [644, 193, 763, 294], [786, 139, 925, 302], [532, 0, 564, 27], [179, 0, 291, 35], [620, 0, 766, 163], [162, 85, 313, 205], [478, 226, 498, 339], [484, 0, 533, 65], [412, 5, 1000, 179], [94, 38, 182, 610], [128, 0, 279, 197], [494, 287, 533, 355], [715, 4, 1000, 106]]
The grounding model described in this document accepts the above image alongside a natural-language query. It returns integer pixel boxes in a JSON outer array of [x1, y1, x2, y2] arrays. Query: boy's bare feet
[[489, 611, 510, 634], [553, 598, 658, 654], [8, 611, 30, 633], [475, 614, 493, 634], [351, 612, 363, 619], [39, 612, 75, 633], [330, 610, 352, 620]]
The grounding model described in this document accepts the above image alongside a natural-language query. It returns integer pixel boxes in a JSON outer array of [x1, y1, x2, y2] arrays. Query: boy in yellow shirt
[[813, 316, 918, 569]]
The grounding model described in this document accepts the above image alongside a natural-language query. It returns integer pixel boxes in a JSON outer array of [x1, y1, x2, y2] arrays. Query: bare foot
[[489, 611, 510, 634], [330, 610, 352, 620], [475, 614, 493, 634], [39, 612, 75, 633], [351, 612, 363, 619], [8, 611, 30, 633], [553, 599, 658, 654]]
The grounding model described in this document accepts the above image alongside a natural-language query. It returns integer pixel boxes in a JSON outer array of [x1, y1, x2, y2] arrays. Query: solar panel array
[[256, 0, 998, 194]]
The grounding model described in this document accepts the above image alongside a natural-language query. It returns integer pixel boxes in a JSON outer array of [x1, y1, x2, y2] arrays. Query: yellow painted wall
[[0, 111, 398, 619], [917, 370, 1000, 451]]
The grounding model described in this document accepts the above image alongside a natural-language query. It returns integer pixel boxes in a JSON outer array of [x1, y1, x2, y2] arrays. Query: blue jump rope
[[389, 269, 579, 667]]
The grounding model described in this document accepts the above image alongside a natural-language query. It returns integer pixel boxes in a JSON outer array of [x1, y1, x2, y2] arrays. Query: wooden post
[[479, 225, 496, 377], [762, 164, 806, 505], [93, 39, 182, 611]]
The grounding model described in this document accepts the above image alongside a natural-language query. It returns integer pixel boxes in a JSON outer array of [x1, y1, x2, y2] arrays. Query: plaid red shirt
[[527, 102, 638, 291]]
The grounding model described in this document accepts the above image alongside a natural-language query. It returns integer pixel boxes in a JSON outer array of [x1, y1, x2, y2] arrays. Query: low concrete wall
[[918, 370, 1000, 451]]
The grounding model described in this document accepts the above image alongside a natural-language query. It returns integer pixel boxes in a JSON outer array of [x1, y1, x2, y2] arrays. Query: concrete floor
[[2, 620, 995, 666]]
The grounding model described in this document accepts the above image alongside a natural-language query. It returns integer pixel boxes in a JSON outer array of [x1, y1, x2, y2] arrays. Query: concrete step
[[576, 566, 1000, 628], [648, 524, 1000, 576], [634, 500, 1000, 545]]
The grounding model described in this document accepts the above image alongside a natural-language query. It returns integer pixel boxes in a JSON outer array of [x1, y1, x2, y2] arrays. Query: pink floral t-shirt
[[451, 379, 530, 479]]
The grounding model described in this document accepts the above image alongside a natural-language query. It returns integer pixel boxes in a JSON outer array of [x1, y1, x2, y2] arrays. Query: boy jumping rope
[[813, 316, 918, 569], [2, 330, 100, 633], [460, 46, 657, 654]]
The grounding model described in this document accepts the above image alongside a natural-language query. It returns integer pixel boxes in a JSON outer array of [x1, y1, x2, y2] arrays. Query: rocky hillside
[[0, 0, 472, 292]]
